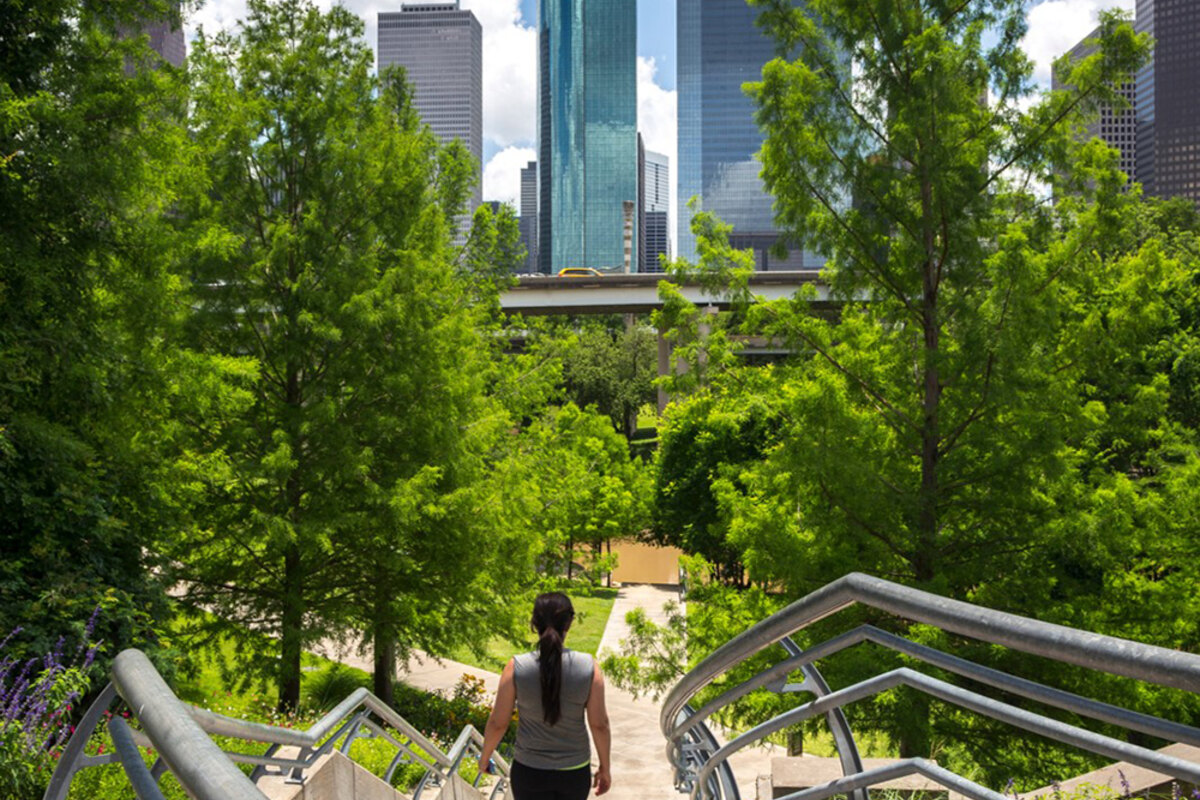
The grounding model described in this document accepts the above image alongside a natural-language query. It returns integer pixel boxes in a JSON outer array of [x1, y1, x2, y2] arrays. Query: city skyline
[[184, 0, 1134, 237]]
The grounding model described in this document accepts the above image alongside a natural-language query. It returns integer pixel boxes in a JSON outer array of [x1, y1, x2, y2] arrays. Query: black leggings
[[509, 760, 591, 800]]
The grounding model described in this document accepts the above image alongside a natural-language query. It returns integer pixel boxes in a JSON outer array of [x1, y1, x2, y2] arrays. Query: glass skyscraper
[[678, 0, 819, 270], [1134, 0, 1156, 195], [538, 0, 638, 274], [639, 135, 671, 272], [520, 160, 539, 273]]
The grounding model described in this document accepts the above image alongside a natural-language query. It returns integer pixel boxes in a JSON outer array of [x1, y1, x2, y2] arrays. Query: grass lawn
[[448, 587, 618, 673], [175, 632, 360, 721]]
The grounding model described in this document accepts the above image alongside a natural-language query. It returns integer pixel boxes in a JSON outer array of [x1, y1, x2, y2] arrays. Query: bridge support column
[[657, 329, 671, 414]]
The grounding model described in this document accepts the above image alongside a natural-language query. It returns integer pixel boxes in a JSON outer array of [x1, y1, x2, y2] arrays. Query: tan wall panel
[[610, 540, 684, 585]]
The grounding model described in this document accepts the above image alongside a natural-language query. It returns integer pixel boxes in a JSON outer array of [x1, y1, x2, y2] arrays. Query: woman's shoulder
[[564, 649, 595, 668]]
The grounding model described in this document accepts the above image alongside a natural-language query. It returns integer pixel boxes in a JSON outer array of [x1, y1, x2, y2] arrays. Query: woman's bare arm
[[586, 662, 612, 795], [478, 659, 516, 777]]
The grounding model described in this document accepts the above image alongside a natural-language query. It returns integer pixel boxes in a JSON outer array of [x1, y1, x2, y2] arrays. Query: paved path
[[321, 584, 778, 800], [592, 584, 780, 800]]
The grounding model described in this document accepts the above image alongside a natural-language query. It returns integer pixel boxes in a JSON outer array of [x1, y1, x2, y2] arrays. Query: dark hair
[[532, 592, 575, 725]]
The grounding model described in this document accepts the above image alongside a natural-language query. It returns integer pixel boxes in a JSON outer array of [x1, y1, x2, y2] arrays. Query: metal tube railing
[[663, 572, 1200, 734], [45, 647, 509, 800], [110, 649, 266, 800], [108, 717, 169, 800], [662, 572, 1200, 800], [671, 624, 1200, 747]]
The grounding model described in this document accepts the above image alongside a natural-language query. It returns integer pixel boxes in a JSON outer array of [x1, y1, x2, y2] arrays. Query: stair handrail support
[[44, 648, 510, 800], [662, 572, 1200, 800]]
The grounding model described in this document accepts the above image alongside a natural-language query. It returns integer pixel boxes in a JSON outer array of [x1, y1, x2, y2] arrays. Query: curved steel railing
[[44, 648, 509, 800], [663, 572, 1200, 800]]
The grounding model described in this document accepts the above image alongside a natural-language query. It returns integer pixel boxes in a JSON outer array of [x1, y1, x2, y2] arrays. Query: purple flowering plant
[[0, 607, 101, 798]]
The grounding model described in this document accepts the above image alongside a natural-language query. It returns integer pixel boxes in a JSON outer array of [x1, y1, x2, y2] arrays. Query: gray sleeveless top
[[512, 649, 594, 769]]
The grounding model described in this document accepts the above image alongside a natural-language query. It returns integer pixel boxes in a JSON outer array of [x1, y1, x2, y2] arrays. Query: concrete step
[[255, 751, 411, 800], [764, 756, 955, 800], [434, 774, 486, 800]]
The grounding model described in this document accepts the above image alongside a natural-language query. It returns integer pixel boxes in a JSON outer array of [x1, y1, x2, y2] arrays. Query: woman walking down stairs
[[383, 584, 780, 800]]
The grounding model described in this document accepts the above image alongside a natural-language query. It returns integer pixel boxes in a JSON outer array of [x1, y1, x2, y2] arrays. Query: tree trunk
[[279, 543, 304, 713], [606, 539, 612, 588], [916, 177, 942, 585], [373, 627, 396, 707]]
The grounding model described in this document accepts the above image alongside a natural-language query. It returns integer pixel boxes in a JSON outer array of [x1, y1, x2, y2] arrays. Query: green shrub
[[301, 663, 371, 714]]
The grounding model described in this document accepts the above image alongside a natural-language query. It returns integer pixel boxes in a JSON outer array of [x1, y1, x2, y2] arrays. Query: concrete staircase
[[256, 751, 488, 800], [758, 756, 959, 800]]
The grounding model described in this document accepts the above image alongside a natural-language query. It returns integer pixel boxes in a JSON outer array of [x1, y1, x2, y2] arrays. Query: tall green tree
[[651, 1, 1175, 765], [510, 403, 650, 583], [0, 0, 205, 660], [649, 372, 781, 584], [561, 319, 658, 438], [175, 0, 535, 709]]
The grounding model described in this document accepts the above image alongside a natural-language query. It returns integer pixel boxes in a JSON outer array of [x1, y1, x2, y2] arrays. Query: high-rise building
[[520, 161, 539, 273], [121, 1, 185, 68], [638, 135, 670, 273], [677, 0, 819, 271], [537, 0, 638, 274], [1053, 28, 1138, 185], [1057, 2, 1200, 206], [1136, 0, 1200, 204], [1134, 0, 1156, 195], [378, 3, 483, 236]]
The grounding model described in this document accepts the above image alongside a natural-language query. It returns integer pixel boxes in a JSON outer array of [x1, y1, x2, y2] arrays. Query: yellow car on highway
[[557, 267, 604, 277]]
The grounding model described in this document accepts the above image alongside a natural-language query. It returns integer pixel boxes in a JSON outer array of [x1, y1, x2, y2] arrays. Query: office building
[[520, 161, 539, 273], [121, 1, 185, 68], [1055, 2, 1200, 206], [1134, 0, 1156, 194], [537, 0, 639, 273], [678, 0, 820, 270], [378, 3, 483, 236], [147, 2, 186, 67], [638, 135, 671, 272], [1053, 28, 1138, 185], [1136, 0, 1200, 204]]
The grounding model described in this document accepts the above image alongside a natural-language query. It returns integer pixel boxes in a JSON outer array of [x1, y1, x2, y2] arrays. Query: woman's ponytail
[[531, 592, 575, 725]]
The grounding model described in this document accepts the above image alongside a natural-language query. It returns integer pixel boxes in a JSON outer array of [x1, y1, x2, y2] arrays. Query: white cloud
[[482, 146, 536, 206], [462, 0, 537, 147], [1021, 0, 1135, 86], [638, 56, 678, 251], [185, 0, 249, 38], [185, 0, 536, 148]]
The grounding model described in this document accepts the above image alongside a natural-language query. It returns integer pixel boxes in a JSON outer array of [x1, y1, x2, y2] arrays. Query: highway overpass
[[500, 271, 831, 315]]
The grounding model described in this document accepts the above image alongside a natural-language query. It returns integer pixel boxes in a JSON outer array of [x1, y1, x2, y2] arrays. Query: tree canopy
[[643, 1, 1200, 777], [171, 0, 543, 709]]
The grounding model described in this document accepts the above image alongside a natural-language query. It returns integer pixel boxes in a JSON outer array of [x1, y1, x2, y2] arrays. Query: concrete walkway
[[592, 583, 781, 800], [320, 584, 779, 800]]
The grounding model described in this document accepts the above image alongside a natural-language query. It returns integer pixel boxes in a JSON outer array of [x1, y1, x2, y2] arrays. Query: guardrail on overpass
[[500, 271, 831, 316]]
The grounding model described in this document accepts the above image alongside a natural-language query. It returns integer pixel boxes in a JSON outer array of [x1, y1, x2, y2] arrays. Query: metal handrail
[[663, 572, 1200, 800], [45, 648, 509, 800]]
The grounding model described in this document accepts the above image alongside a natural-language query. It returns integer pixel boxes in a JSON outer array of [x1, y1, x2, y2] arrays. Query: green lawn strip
[[448, 588, 617, 673]]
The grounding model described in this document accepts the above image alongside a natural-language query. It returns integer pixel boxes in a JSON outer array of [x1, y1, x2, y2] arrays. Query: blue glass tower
[[538, 0, 638, 274], [678, 0, 819, 270]]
